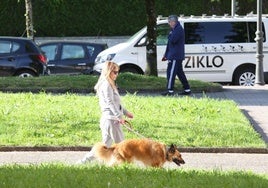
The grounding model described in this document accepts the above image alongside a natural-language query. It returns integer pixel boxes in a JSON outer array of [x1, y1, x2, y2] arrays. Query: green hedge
[[0, 0, 263, 37]]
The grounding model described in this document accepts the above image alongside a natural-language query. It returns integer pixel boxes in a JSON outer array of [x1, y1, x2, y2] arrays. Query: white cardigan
[[97, 80, 128, 120]]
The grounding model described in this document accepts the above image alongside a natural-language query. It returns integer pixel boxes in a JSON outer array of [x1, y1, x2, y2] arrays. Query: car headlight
[[107, 53, 116, 61], [95, 53, 116, 64]]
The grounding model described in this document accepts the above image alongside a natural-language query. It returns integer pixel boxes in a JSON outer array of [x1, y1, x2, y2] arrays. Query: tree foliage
[[0, 0, 267, 37]]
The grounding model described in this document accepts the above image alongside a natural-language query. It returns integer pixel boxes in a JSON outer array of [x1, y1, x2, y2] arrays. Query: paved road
[[194, 85, 268, 144], [0, 85, 268, 175]]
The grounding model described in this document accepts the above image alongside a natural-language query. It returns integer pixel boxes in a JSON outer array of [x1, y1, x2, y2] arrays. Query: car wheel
[[234, 68, 255, 86], [16, 70, 36, 77]]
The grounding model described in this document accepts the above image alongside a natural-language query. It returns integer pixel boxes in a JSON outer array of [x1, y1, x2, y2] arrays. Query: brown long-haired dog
[[93, 139, 185, 168]]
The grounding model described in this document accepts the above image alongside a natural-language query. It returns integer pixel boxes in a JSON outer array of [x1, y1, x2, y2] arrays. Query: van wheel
[[120, 67, 142, 74], [234, 68, 255, 86], [16, 70, 36, 77]]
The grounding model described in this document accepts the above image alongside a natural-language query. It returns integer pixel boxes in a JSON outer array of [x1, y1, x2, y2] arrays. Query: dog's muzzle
[[173, 158, 185, 166]]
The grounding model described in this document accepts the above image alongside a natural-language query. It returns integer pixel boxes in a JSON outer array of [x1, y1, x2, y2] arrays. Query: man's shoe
[[161, 91, 175, 96], [179, 91, 191, 95]]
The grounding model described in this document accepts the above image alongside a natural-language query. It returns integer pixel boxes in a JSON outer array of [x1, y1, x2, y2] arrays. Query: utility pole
[[255, 0, 265, 85], [231, 0, 236, 16]]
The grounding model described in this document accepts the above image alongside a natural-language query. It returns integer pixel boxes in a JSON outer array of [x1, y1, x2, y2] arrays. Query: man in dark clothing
[[162, 15, 191, 96]]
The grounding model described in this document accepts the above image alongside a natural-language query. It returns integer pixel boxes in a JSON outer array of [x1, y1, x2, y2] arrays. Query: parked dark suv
[[0, 37, 48, 77], [39, 41, 107, 75]]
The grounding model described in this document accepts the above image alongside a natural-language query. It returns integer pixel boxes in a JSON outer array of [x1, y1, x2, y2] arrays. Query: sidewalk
[[0, 85, 268, 175], [0, 151, 267, 175]]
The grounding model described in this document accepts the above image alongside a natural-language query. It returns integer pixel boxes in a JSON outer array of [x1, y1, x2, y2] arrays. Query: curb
[[1, 146, 267, 154], [0, 85, 223, 95]]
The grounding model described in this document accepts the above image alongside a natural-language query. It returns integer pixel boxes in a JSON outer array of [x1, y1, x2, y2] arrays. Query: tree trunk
[[145, 0, 157, 76], [25, 0, 34, 40]]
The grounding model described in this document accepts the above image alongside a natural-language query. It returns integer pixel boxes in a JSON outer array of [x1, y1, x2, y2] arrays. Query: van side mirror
[[137, 37, 147, 46]]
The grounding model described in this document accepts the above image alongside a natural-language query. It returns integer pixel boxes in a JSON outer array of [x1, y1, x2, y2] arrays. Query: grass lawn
[[0, 164, 267, 188], [0, 92, 265, 148]]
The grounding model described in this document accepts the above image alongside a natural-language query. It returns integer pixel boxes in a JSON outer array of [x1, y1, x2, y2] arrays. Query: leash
[[123, 120, 147, 139]]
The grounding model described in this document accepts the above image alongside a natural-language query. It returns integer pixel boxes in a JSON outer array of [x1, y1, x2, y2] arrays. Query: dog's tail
[[93, 142, 115, 162]]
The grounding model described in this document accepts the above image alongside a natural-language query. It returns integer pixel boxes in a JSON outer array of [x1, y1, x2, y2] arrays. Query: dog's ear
[[168, 144, 176, 153]]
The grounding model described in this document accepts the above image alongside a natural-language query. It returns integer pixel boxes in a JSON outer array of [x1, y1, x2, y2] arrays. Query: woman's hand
[[126, 112, 134, 119], [119, 112, 133, 124], [119, 119, 126, 124]]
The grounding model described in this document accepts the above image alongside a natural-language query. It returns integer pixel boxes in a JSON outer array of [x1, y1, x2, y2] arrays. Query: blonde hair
[[94, 61, 119, 93]]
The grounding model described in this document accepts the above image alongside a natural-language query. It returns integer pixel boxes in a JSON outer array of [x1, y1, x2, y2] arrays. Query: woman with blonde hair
[[78, 61, 133, 164]]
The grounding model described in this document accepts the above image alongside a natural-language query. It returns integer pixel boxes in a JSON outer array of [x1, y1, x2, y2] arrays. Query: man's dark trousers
[[166, 59, 190, 91]]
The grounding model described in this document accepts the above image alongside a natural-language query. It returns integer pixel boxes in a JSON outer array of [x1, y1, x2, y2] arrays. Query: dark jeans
[[166, 59, 190, 91]]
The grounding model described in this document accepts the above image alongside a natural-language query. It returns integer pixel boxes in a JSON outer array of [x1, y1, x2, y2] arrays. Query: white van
[[94, 14, 268, 86]]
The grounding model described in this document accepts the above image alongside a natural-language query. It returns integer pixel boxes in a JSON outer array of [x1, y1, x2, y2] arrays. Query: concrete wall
[[35, 36, 130, 47]]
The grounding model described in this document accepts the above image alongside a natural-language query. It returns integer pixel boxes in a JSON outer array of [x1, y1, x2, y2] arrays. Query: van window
[[136, 24, 170, 46], [184, 21, 266, 44], [157, 24, 170, 45]]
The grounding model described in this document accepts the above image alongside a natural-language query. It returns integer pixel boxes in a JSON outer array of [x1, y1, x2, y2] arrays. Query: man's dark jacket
[[164, 22, 185, 61]]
